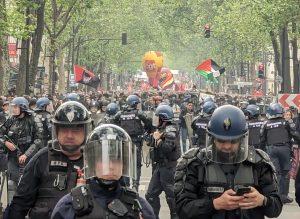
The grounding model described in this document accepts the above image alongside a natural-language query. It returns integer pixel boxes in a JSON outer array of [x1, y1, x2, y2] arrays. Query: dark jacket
[[296, 167, 300, 206], [51, 181, 156, 219], [175, 148, 282, 219]]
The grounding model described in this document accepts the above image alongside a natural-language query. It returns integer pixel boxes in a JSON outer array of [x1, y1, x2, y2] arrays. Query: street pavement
[[138, 146, 300, 219]]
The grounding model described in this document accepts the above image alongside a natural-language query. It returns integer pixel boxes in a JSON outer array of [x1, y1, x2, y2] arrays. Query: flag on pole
[[74, 65, 100, 89], [195, 59, 225, 82]]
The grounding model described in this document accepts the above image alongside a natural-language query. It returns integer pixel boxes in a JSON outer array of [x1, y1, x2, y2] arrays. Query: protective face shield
[[205, 133, 249, 164], [9, 104, 21, 117], [152, 114, 159, 127], [46, 101, 54, 113], [84, 124, 136, 181]]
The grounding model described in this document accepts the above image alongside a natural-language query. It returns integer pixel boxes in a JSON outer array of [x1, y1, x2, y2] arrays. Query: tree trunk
[[29, 0, 45, 87], [280, 26, 291, 93], [57, 48, 66, 93], [0, 0, 6, 94], [291, 22, 299, 93], [16, 39, 28, 95], [270, 30, 281, 94]]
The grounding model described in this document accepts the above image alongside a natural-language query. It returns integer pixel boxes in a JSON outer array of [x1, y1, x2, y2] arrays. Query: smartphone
[[234, 185, 251, 196]]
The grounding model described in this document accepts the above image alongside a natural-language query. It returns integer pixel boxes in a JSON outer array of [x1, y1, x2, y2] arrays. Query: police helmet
[[204, 96, 214, 103], [52, 101, 91, 153], [202, 101, 217, 115], [36, 97, 51, 110], [84, 124, 136, 181], [11, 97, 29, 114], [65, 93, 80, 102], [206, 105, 249, 164], [106, 102, 119, 116], [126, 95, 140, 108], [266, 103, 283, 119], [245, 104, 260, 119], [155, 104, 174, 122]]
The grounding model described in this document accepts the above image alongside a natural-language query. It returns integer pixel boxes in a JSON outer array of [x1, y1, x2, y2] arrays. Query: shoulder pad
[[121, 187, 139, 204], [174, 148, 203, 195], [255, 149, 276, 172], [176, 148, 200, 171], [165, 125, 177, 133]]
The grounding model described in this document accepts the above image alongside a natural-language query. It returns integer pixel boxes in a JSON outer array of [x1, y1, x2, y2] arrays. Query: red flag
[[74, 65, 100, 89]]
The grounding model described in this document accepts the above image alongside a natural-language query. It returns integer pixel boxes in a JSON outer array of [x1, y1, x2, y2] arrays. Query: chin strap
[[96, 178, 119, 189]]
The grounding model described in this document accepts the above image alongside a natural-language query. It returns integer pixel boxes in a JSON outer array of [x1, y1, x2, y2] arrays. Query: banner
[[73, 65, 100, 89]]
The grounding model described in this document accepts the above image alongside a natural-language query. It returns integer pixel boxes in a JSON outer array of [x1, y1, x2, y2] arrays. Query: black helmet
[[245, 104, 260, 119], [126, 95, 140, 108], [207, 105, 248, 140], [106, 102, 119, 116], [155, 104, 174, 122], [266, 103, 283, 119], [202, 101, 217, 115], [36, 97, 51, 110], [52, 101, 91, 153], [11, 97, 29, 114], [53, 101, 91, 125]]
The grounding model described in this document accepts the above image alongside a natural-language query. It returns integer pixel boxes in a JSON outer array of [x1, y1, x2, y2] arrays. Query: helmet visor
[[84, 139, 136, 180], [205, 133, 249, 164]]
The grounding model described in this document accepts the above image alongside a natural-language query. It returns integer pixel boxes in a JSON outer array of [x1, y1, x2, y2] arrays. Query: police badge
[[223, 118, 231, 131]]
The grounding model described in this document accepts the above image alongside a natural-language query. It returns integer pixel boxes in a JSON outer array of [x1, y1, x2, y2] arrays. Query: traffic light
[[258, 63, 264, 79], [121, 33, 127, 45], [204, 24, 210, 38]]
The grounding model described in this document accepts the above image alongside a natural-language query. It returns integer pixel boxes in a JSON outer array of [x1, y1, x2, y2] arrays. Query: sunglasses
[[215, 138, 241, 144]]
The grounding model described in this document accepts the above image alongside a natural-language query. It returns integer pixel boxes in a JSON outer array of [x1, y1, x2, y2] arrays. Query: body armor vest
[[265, 119, 290, 146], [7, 116, 34, 156], [72, 185, 140, 219], [152, 125, 180, 166], [192, 116, 210, 147], [120, 110, 143, 137], [248, 119, 264, 147], [34, 111, 52, 146], [29, 148, 82, 219]]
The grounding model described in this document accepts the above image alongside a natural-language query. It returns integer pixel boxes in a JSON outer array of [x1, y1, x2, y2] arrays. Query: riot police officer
[[145, 104, 180, 219], [97, 102, 119, 126], [175, 105, 282, 219], [191, 101, 217, 148], [260, 103, 300, 204], [34, 97, 53, 147], [0, 97, 42, 199], [51, 124, 156, 219], [245, 104, 264, 149], [114, 94, 152, 191], [6, 101, 91, 219], [65, 93, 80, 102]]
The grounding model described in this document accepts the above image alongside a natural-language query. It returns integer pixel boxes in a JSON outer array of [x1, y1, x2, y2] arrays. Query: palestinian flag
[[195, 59, 225, 82], [74, 65, 100, 89]]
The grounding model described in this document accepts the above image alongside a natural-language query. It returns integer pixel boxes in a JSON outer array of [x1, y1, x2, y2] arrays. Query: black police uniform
[[260, 117, 300, 199], [296, 167, 300, 206], [51, 180, 156, 219], [34, 109, 52, 147], [97, 114, 115, 126], [114, 109, 152, 190], [174, 147, 283, 219], [0, 113, 42, 184], [145, 124, 180, 219], [191, 115, 210, 148], [247, 118, 264, 149], [6, 144, 83, 219]]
